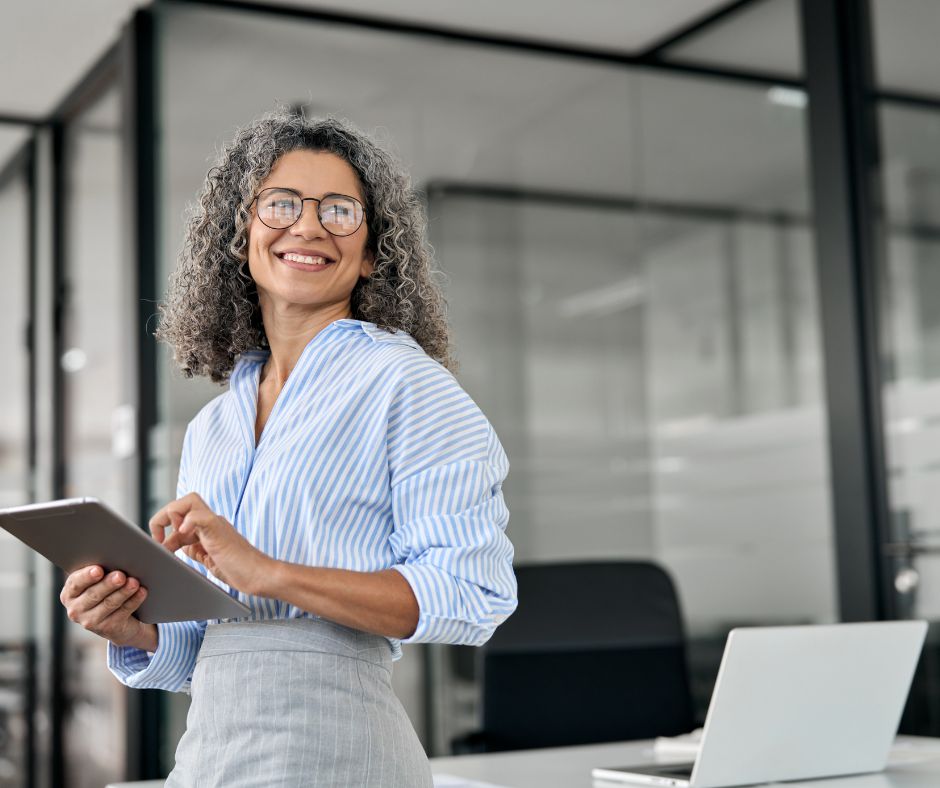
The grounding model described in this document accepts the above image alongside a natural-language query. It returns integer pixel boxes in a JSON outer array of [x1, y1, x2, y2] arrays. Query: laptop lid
[[689, 620, 927, 788]]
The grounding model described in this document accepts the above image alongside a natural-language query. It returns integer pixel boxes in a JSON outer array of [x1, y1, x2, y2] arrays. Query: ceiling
[[1, 0, 938, 124], [0, 0, 149, 120], [236, 0, 735, 54], [0, 0, 937, 179], [0, 0, 794, 173], [0, 0, 753, 123]]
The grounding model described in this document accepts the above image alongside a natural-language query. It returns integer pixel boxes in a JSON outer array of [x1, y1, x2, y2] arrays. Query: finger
[[184, 491, 206, 507], [183, 543, 203, 559], [148, 504, 171, 543], [161, 510, 197, 552], [162, 529, 188, 554], [162, 511, 208, 553], [99, 585, 149, 626], [177, 510, 201, 536], [149, 498, 192, 543], [183, 543, 209, 569], [61, 565, 104, 604], [84, 580, 145, 628], [71, 570, 132, 614]]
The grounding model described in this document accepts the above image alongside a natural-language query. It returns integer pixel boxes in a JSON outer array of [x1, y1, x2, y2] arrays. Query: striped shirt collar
[[237, 318, 420, 368], [231, 318, 422, 452]]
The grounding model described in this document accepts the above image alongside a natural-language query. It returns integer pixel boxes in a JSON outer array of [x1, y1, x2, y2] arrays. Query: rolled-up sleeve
[[107, 423, 210, 694], [107, 618, 207, 693], [386, 359, 518, 646]]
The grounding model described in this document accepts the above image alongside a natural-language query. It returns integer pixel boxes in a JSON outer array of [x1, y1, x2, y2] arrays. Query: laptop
[[592, 620, 927, 787]]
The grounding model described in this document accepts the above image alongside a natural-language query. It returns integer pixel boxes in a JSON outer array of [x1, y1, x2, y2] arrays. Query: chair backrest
[[480, 560, 695, 751]]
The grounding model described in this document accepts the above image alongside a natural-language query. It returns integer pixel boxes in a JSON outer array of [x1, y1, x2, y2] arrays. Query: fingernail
[[90, 567, 102, 578]]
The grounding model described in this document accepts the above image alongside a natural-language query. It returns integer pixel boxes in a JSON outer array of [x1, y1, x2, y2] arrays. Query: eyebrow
[[265, 186, 362, 202]]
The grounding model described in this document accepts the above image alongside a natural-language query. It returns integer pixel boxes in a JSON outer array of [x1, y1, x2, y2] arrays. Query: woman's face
[[247, 149, 374, 318]]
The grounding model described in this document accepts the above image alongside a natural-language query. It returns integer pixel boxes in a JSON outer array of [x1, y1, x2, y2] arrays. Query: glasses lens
[[257, 189, 301, 228], [319, 195, 363, 236]]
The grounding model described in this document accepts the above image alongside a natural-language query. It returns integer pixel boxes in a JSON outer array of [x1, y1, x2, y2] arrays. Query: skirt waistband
[[197, 616, 393, 669]]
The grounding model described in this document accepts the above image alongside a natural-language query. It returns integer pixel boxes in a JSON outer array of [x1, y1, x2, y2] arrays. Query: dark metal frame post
[[46, 34, 133, 788], [25, 136, 38, 788], [800, 0, 893, 622], [121, 7, 164, 780], [0, 135, 41, 788], [50, 115, 68, 788]]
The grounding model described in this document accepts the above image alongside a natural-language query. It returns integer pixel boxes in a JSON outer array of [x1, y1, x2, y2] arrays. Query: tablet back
[[0, 497, 250, 623]]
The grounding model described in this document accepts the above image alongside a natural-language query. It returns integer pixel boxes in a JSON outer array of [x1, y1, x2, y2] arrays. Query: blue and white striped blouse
[[107, 318, 517, 693]]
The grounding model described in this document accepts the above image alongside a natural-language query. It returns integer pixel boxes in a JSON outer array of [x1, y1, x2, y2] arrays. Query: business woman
[[58, 110, 518, 786]]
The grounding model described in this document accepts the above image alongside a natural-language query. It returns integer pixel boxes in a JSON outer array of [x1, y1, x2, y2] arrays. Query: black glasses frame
[[252, 187, 365, 236]]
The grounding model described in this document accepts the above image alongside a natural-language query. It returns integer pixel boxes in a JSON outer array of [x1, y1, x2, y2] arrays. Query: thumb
[[178, 512, 209, 543], [182, 513, 227, 550]]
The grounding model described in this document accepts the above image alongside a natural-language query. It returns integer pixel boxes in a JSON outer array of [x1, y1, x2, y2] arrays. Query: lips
[[275, 248, 337, 263]]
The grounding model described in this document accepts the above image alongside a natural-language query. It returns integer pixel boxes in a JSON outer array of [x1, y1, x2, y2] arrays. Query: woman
[[58, 110, 518, 786]]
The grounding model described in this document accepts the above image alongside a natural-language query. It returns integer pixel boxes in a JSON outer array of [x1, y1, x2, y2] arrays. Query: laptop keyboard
[[645, 763, 695, 779]]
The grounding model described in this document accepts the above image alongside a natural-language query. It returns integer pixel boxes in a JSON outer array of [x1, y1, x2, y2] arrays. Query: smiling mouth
[[277, 252, 336, 266]]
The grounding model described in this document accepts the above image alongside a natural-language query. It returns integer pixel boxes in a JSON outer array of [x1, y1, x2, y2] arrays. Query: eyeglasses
[[252, 187, 365, 236]]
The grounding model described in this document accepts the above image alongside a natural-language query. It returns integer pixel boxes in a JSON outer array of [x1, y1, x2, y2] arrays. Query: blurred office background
[[2, 0, 940, 784]]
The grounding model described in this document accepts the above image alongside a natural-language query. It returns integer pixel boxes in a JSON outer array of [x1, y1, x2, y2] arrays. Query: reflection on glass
[[878, 99, 940, 735], [0, 128, 30, 179], [880, 103, 940, 545], [873, 0, 940, 95], [434, 196, 834, 634], [0, 164, 33, 787], [643, 221, 832, 631], [664, 0, 803, 79], [61, 83, 132, 787]]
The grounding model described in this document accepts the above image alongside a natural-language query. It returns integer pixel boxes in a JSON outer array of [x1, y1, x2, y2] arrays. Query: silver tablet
[[0, 497, 251, 624]]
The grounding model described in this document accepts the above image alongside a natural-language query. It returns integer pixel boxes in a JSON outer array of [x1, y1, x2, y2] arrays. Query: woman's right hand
[[59, 564, 155, 650]]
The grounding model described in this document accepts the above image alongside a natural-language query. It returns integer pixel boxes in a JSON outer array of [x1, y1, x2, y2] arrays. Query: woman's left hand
[[149, 493, 273, 596]]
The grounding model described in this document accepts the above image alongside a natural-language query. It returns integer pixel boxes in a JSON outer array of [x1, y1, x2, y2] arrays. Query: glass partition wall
[[59, 78, 135, 787], [0, 144, 37, 788], [151, 1, 835, 758], [873, 0, 940, 736], [0, 47, 146, 788]]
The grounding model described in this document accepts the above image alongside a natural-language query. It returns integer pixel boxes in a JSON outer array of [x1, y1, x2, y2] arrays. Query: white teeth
[[282, 253, 331, 265]]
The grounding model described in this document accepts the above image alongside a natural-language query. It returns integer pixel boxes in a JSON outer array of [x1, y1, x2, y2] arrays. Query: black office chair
[[453, 561, 695, 753]]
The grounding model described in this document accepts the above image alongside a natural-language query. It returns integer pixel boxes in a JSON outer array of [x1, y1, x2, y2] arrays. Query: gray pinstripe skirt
[[164, 617, 433, 787]]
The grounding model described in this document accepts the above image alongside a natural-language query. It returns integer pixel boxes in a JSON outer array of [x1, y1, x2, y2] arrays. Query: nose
[[289, 203, 329, 241]]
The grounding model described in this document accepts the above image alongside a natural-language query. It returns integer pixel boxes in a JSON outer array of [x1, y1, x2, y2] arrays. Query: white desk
[[106, 736, 940, 787], [428, 736, 940, 788]]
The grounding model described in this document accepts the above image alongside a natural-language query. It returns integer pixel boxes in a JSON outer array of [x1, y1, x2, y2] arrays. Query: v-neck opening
[[243, 319, 355, 452]]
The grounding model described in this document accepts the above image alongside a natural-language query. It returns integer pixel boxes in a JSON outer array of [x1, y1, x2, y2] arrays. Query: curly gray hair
[[156, 110, 452, 383]]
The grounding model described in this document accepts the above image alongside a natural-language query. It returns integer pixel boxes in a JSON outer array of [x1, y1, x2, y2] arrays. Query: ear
[[359, 249, 375, 279]]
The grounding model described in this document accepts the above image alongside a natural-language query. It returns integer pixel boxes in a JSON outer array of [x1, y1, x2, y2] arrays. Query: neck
[[258, 298, 352, 388]]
